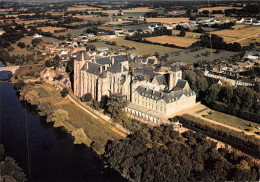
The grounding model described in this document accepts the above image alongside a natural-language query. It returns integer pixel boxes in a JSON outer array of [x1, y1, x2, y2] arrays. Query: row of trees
[[183, 70, 260, 122], [179, 114, 260, 158], [125, 27, 172, 41], [190, 34, 242, 52], [104, 124, 259, 182]]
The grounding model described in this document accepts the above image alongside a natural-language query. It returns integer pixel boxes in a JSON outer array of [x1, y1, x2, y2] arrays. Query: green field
[[170, 48, 238, 63], [89, 41, 121, 50], [203, 111, 259, 132]]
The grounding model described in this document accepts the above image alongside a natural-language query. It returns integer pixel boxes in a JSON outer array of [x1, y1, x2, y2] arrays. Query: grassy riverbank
[[19, 82, 123, 154]]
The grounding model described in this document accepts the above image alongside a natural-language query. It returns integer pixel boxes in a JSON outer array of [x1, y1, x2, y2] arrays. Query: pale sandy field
[[145, 18, 190, 24], [145, 35, 198, 47]]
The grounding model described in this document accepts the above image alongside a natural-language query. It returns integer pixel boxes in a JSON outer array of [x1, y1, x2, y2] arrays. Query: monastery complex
[[74, 51, 197, 124]]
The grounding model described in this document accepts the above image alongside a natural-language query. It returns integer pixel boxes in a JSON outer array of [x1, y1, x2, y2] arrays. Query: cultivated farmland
[[212, 26, 260, 46], [145, 35, 198, 48], [111, 37, 181, 57], [37, 26, 68, 33], [198, 6, 242, 12], [145, 18, 190, 24]]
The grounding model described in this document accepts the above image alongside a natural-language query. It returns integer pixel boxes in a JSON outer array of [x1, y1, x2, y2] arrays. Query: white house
[[245, 19, 253, 25], [127, 17, 134, 21], [253, 20, 260, 26], [107, 35, 117, 38], [33, 34, 43, 38], [236, 18, 244, 24], [114, 29, 124, 35], [88, 33, 95, 38]]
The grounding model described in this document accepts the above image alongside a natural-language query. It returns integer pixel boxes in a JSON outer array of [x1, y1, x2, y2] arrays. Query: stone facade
[[74, 50, 197, 124], [74, 50, 131, 101]]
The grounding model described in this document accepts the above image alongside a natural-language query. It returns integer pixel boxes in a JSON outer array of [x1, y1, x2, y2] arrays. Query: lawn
[[203, 111, 260, 132], [169, 48, 237, 63], [53, 27, 89, 37], [145, 35, 198, 48], [89, 41, 121, 50]]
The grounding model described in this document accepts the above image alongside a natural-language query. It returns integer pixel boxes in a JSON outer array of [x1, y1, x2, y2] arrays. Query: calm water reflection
[[0, 62, 126, 182]]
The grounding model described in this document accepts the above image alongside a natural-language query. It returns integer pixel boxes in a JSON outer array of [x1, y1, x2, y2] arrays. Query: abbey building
[[74, 50, 196, 124]]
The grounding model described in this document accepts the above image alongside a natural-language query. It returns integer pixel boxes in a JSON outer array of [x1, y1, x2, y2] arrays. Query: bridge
[[0, 66, 20, 74]]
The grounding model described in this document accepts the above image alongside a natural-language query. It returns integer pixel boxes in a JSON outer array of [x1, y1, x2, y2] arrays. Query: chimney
[[121, 63, 124, 72], [99, 66, 102, 74], [93, 56, 96, 63], [109, 55, 112, 60], [168, 72, 174, 90], [111, 57, 114, 65]]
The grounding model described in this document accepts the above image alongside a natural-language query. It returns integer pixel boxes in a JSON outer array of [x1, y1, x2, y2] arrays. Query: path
[[228, 32, 260, 44], [168, 104, 260, 139]]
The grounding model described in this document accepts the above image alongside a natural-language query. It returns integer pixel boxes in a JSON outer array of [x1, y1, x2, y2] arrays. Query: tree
[[47, 109, 69, 128], [179, 29, 186, 37], [106, 94, 128, 118], [0, 157, 27, 182], [81, 93, 93, 102], [17, 42, 26, 49], [60, 88, 68, 98], [31, 38, 42, 47], [154, 52, 160, 58], [204, 83, 221, 104], [66, 58, 74, 73], [92, 100, 100, 110], [13, 80, 25, 90], [24, 90, 40, 105], [53, 55, 60, 69]]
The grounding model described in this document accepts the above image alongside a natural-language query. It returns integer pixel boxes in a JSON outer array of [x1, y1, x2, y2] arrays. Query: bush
[[14, 80, 25, 90], [60, 88, 68, 98], [80, 93, 93, 102], [92, 100, 100, 110], [17, 42, 26, 49]]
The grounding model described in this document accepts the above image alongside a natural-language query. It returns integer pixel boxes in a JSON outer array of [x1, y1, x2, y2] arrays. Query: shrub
[[80, 93, 93, 102], [60, 88, 68, 98]]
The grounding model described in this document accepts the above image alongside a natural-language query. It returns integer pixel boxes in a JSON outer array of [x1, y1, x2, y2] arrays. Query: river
[[0, 62, 126, 182]]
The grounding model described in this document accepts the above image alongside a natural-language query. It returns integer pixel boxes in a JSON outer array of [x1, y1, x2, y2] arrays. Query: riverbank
[[18, 82, 124, 155]]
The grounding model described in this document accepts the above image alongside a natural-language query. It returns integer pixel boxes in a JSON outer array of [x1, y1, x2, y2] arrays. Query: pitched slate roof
[[170, 65, 181, 72], [81, 62, 101, 75], [134, 67, 160, 81], [95, 55, 127, 65], [107, 63, 128, 73], [154, 75, 167, 85], [175, 79, 187, 89], [135, 85, 195, 103]]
